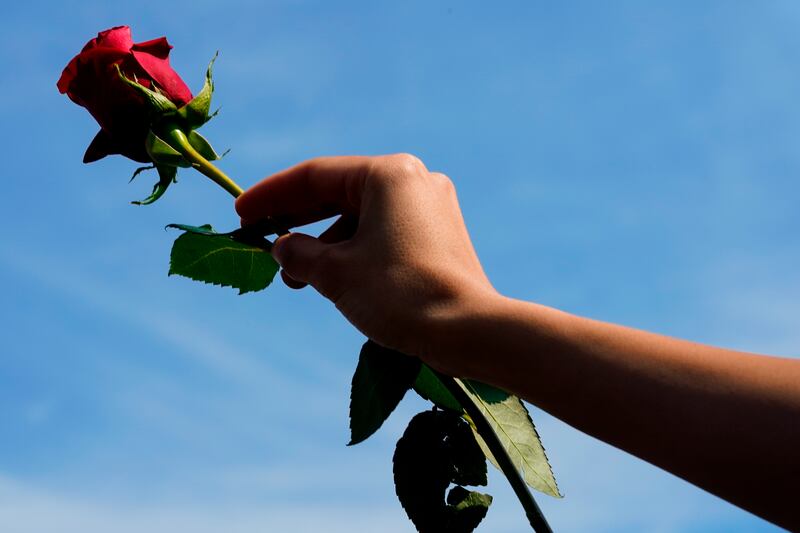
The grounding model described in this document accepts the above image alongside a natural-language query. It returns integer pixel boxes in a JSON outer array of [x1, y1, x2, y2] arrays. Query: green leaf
[[393, 410, 492, 532], [168, 224, 279, 294], [446, 487, 494, 533], [145, 130, 191, 168], [166, 221, 280, 246], [167, 222, 276, 254], [132, 164, 177, 206], [165, 223, 221, 237], [348, 340, 421, 445], [116, 64, 177, 115], [459, 380, 561, 497], [414, 364, 463, 412], [178, 52, 217, 129], [187, 130, 219, 161]]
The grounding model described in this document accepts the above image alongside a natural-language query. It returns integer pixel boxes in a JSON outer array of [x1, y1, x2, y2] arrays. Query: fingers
[[271, 233, 328, 287], [271, 230, 349, 299], [279, 215, 358, 291], [280, 270, 307, 290], [235, 156, 372, 226]]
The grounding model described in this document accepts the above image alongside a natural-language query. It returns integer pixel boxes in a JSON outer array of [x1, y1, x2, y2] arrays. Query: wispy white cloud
[[0, 247, 329, 400], [0, 473, 411, 533], [0, 244, 349, 462]]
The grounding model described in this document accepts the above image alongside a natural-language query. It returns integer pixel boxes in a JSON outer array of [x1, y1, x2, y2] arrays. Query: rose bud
[[58, 26, 227, 204], [57, 25, 193, 164]]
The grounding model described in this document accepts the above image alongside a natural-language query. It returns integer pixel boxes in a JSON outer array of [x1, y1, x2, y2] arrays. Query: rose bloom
[[58, 26, 192, 163]]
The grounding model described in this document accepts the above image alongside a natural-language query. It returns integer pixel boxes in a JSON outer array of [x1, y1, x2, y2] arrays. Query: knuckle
[[387, 153, 427, 175], [366, 153, 429, 190], [430, 171, 455, 192], [300, 157, 324, 175]]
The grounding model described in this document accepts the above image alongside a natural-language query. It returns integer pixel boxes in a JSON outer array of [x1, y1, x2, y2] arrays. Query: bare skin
[[235, 154, 800, 531]]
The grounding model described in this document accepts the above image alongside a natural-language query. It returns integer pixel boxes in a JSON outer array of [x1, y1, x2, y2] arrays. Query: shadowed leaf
[[393, 410, 492, 532], [348, 340, 421, 445], [413, 364, 463, 412]]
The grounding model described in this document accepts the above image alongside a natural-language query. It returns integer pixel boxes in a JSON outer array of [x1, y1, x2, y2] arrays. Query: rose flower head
[[58, 26, 223, 204]]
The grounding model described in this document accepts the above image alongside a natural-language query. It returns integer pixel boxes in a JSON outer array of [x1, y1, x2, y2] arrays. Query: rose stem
[[165, 128, 243, 198], [166, 120, 549, 528], [434, 371, 553, 533]]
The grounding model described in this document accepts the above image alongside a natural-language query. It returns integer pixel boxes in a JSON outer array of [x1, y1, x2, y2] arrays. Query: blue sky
[[1, 1, 797, 531]]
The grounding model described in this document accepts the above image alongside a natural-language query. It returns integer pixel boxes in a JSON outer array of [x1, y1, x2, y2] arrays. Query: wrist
[[423, 290, 580, 394], [421, 287, 514, 379]]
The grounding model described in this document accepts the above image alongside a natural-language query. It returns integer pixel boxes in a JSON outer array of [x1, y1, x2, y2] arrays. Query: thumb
[[271, 232, 336, 289]]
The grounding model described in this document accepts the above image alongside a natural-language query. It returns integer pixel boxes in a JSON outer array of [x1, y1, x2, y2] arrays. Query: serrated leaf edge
[[348, 342, 420, 445], [461, 381, 561, 497], [169, 235, 276, 295]]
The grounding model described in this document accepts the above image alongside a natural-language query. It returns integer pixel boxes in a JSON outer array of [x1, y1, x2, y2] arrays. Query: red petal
[[57, 55, 79, 94], [131, 40, 192, 105], [59, 47, 128, 106], [60, 26, 132, 93], [132, 37, 171, 59], [94, 26, 133, 51]]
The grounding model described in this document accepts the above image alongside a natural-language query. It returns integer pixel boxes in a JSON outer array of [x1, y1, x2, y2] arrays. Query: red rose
[[57, 26, 193, 163]]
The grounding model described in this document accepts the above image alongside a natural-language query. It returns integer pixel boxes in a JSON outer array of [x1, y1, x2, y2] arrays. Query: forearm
[[236, 154, 799, 527], [435, 294, 800, 530]]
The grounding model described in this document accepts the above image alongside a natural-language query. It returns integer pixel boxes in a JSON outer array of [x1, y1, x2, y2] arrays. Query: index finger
[[235, 156, 372, 227]]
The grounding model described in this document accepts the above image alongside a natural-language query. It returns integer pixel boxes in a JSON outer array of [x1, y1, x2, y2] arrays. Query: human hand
[[235, 154, 498, 371]]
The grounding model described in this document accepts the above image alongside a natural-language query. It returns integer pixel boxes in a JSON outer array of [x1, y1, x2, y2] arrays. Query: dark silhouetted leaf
[[348, 340, 421, 445], [393, 410, 492, 532]]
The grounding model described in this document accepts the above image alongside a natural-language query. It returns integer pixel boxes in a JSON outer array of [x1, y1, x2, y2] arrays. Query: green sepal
[[187, 130, 219, 161], [132, 164, 177, 205], [116, 64, 177, 116], [145, 130, 191, 168], [177, 52, 217, 129], [128, 164, 156, 183]]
